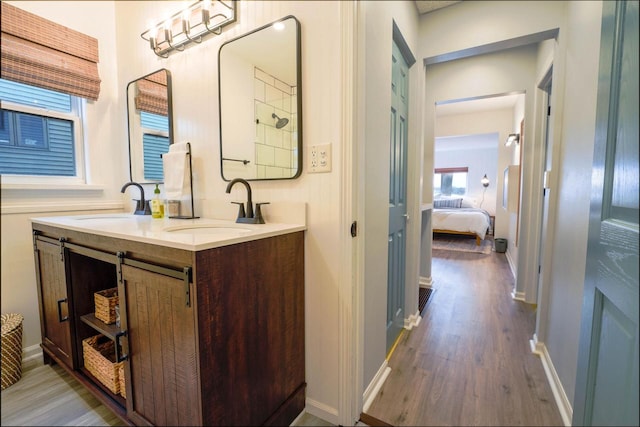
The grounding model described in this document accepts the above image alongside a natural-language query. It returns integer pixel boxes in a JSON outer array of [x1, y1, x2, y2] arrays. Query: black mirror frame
[[218, 15, 302, 182], [126, 68, 174, 183]]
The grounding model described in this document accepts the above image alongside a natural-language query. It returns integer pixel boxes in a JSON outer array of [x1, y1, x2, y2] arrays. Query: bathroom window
[[0, 78, 85, 180], [434, 167, 468, 197]]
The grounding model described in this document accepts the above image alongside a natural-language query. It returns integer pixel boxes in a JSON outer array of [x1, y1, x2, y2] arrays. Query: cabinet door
[[120, 263, 200, 426], [34, 238, 74, 368]]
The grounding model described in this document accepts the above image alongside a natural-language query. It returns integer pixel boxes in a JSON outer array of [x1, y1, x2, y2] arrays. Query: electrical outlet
[[308, 143, 332, 173]]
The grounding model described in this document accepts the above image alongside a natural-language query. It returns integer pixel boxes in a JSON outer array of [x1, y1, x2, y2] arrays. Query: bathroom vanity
[[31, 214, 306, 426]]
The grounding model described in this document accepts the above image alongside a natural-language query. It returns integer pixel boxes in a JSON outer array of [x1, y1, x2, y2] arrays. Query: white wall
[[538, 0, 602, 406], [435, 108, 516, 232], [425, 49, 537, 255], [360, 0, 421, 397], [1, 1, 125, 358], [434, 142, 498, 212]]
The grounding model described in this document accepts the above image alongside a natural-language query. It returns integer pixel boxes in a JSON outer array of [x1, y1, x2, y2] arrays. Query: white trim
[[0, 182, 104, 191], [304, 398, 340, 426], [1, 200, 123, 215], [362, 361, 391, 413], [339, 1, 362, 426], [511, 290, 526, 301], [419, 276, 433, 288], [530, 334, 573, 426], [404, 309, 422, 330], [21, 344, 42, 363], [505, 247, 517, 277]]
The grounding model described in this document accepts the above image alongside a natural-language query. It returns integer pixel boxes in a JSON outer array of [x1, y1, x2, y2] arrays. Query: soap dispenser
[[151, 184, 164, 218]]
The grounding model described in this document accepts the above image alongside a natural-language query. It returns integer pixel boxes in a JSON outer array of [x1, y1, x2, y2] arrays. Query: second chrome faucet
[[225, 178, 269, 224]]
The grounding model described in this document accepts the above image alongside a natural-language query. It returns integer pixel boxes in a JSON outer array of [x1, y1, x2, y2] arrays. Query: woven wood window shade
[[1, 3, 101, 101], [135, 73, 168, 116]]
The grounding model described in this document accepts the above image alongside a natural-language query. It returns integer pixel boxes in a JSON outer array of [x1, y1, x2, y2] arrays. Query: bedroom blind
[[0, 2, 101, 101]]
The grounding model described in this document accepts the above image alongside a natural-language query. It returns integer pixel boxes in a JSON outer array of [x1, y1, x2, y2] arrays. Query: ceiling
[[436, 94, 523, 117], [414, 1, 461, 15]]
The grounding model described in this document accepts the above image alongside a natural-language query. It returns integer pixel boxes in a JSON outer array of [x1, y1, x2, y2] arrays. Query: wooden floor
[[364, 246, 564, 426], [0, 358, 336, 426]]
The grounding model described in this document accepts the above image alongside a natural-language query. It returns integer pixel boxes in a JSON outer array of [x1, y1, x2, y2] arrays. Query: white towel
[[163, 142, 190, 200]]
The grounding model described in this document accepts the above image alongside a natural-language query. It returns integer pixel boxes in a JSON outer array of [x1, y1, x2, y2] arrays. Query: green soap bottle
[[151, 184, 164, 218]]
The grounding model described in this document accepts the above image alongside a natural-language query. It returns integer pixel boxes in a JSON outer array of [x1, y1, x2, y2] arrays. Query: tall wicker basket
[[1, 313, 24, 390]]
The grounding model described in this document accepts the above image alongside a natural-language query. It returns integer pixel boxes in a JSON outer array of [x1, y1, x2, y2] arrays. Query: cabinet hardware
[[116, 252, 125, 284], [115, 330, 128, 362], [184, 267, 192, 307], [57, 298, 69, 322], [58, 237, 67, 261], [351, 221, 357, 237]]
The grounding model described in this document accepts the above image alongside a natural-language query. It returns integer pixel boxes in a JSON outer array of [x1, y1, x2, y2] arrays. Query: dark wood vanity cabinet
[[32, 223, 305, 426], [33, 236, 74, 369]]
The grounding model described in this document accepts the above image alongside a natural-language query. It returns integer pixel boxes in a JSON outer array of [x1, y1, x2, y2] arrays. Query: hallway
[[365, 245, 564, 426]]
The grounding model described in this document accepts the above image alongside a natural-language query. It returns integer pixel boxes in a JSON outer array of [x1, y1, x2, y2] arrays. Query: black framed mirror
[[126, 69, 173, 183], [218, 16, 302, 181]]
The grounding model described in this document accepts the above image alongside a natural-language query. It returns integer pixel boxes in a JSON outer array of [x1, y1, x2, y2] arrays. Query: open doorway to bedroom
[[431, 93, 525, 272]]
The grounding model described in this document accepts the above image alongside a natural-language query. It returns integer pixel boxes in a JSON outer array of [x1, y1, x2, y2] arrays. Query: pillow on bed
[[461, 196, 478, 209], [433, 198, 463, 208]]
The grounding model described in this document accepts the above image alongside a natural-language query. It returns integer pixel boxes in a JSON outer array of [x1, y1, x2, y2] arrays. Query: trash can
[[494, 238, 508, 253], [1, 313, 24, 390]]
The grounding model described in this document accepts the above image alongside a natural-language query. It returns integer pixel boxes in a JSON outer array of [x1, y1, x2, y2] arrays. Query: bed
[[432, 197, 491, 245]]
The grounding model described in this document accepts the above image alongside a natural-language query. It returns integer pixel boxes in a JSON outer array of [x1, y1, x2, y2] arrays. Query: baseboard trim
[[362, 361, 391, 413], [404, 309, 422, 330], [505, 249, 517, 277], [304, 398, 339, 426], [511, 290, 526, 301], [530, 334, 573, 427], [22, 344, 42, 362], [419, 276, 433, 288]]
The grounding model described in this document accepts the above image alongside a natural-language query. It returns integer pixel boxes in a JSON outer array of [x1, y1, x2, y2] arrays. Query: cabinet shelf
[[80, 313, 120, 341]]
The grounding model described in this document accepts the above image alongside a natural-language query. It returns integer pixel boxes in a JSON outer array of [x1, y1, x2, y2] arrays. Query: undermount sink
[[73, 215, 132, 220], [163, 224, 253, 235]]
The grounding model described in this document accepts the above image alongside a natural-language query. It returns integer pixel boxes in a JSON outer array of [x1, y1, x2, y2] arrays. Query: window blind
[[135, 73, 168, 116], [0, 2, 101, 101]]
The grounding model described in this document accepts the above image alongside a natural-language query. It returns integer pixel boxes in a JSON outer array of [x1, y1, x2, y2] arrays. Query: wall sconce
[[141, 0, 236, 58], [505, 133, 520, 147], [480, 174, 490, 208]]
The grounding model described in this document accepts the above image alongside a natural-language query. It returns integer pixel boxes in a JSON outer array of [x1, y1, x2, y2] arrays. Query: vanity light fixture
[[505, 133, 520, 147], [141, 0, 236, 58]]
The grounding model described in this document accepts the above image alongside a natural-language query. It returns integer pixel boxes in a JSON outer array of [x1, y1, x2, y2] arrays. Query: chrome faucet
[[121, 182, 151, 215], [225, 178, 269, 224]]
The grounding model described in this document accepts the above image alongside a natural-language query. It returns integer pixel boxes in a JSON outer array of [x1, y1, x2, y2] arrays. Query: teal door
[[387, 41, 409, 354], [573, 1, 639, 426]]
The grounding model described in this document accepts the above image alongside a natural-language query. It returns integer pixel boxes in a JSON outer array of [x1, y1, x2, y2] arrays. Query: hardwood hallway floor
[[364, 244, 564, 426]]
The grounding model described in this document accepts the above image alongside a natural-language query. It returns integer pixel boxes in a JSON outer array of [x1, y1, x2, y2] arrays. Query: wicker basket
[[94, 288, 118, 324], [83, 335, 123, 395], [1, 313, 24, 390], [118, 362, 126, 398]]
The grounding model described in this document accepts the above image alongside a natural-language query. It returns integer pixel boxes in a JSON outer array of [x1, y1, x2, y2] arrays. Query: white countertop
[[31, 214, 306, 251]]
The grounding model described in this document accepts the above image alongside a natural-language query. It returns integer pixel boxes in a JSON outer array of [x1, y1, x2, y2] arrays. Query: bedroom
[[432, 93, 524, 272]]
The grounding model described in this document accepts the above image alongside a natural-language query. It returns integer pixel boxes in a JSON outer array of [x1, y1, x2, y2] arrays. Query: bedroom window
[[434, 167, 468, 196]]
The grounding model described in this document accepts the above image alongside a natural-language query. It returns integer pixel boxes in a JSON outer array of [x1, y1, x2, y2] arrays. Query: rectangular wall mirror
[[127, 69, 173, 183], [218, 16, 302, 181]]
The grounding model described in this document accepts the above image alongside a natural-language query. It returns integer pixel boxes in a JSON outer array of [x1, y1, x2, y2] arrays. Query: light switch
[[308, 143, 332, 173]]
